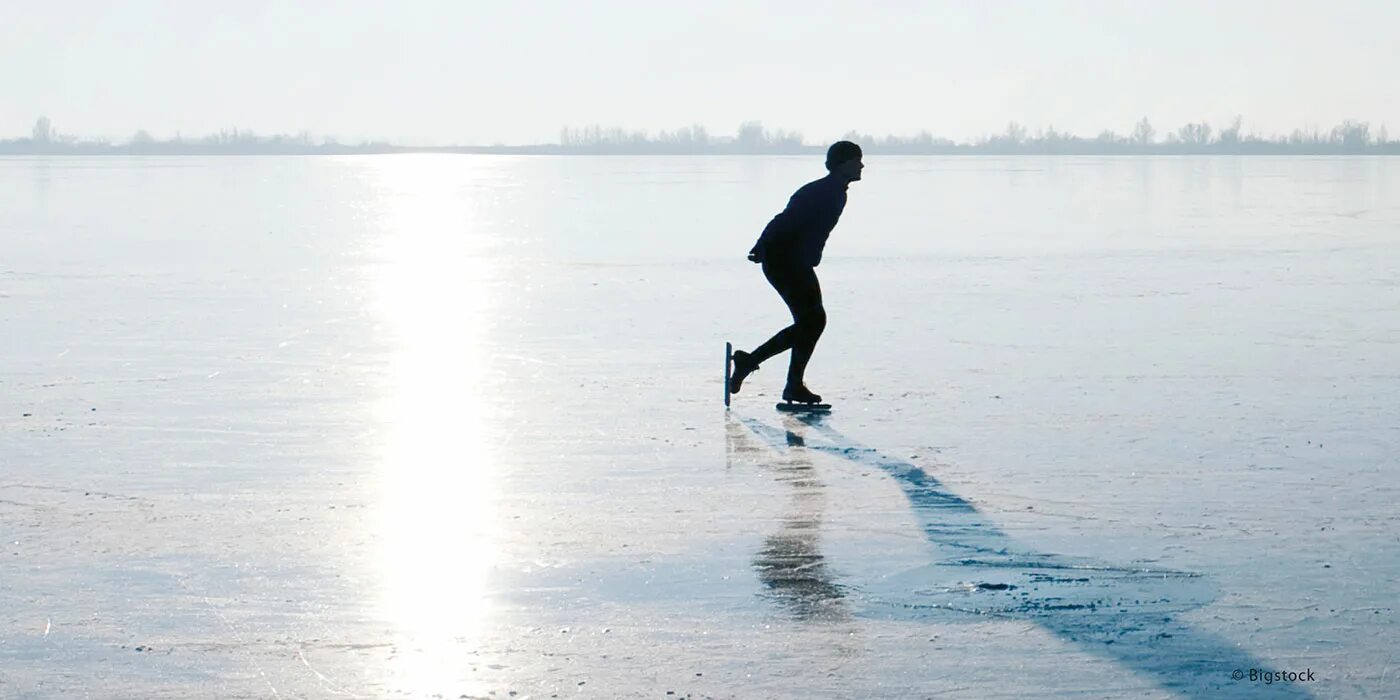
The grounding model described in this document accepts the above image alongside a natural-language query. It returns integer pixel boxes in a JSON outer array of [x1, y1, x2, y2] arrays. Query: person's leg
[[745, 263, 804, 364], [782, 268, 825, 391], [730, 263, 804, 394], [747, 326, 795, 367]]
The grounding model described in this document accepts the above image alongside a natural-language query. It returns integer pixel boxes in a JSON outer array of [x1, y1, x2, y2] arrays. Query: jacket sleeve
[[748, 188, 815, 262]]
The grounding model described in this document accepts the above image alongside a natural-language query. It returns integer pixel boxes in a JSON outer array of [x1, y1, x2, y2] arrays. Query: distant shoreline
[[10, 117, 1400, 156], [9, 117, 1399, 156], [4, 146, 1399, 157]]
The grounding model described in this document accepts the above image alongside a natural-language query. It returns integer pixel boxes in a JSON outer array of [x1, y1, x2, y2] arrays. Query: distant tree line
[[4, 116, 1399, 155], [556, 121, 805, 154], [0, 118, 399, 155], [553, 117, 1400, 155]]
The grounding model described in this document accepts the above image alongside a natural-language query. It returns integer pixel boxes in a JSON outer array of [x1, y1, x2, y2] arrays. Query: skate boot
[[781, 384, 823, 404], [729, 350, 758, 394]]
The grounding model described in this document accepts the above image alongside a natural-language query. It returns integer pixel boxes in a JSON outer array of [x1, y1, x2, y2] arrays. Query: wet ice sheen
[[2, 155, 1396, 698]]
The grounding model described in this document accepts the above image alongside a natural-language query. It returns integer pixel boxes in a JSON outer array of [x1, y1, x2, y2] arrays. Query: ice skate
[[728, 345, 758, 396], [777, 384, 830, 412]]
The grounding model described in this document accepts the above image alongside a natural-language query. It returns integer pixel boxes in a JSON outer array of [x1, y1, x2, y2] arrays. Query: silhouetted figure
[[729, 141, 863, 403]]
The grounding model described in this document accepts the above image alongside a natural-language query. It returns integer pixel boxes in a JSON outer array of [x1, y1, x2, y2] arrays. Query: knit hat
[[825, 140, 862, 170]]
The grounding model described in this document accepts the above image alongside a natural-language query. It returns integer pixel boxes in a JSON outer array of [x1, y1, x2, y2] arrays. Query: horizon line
[[5, 116, 1399, 155]]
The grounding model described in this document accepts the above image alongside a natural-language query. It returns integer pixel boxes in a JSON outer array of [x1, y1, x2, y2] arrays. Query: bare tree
[[1330, 120, 1370, 148], [768, 128, 803, 148], [1132, 116, 1155, 145], [736, 121, 767, 149], [1218, 116, 1243, 147], [32, 116, 54, 143], [1177, 121, 1212, 145], [1003, 121, 1027, 144]]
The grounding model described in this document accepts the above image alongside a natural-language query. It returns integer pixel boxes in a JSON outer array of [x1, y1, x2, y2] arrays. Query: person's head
[[825, 140, 863, 181]]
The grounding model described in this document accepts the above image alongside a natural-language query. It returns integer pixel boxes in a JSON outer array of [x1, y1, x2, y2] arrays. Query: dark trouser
[[750, 262, 826, 387]]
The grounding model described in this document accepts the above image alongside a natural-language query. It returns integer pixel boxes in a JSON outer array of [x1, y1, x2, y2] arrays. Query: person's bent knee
[[797, 306, 827, 333]]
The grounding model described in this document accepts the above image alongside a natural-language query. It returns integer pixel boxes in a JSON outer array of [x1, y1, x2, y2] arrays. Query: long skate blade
[[724, 342, 732, 408], [776, 402, 831, 413]]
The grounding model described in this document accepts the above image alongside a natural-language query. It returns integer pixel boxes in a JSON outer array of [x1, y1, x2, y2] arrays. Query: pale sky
[[4, 0, 1398, 145]]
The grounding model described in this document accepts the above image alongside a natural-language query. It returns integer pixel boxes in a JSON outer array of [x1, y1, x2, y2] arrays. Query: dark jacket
[[748, 174, 848, 268]]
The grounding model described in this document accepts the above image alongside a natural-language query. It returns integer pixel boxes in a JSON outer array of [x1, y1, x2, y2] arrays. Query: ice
[[2, 155, 1397, 697]]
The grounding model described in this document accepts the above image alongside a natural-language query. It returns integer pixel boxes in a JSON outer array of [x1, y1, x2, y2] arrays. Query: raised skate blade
[[724, 341, 732, 408]]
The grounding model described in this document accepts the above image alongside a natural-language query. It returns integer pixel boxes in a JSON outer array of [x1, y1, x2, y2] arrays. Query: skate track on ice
[[733, 412, 1315, 699]]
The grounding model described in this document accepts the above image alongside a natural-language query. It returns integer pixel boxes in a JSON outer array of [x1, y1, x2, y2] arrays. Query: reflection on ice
[[367, 157, 501, 694], [735, 417, 852, 623]]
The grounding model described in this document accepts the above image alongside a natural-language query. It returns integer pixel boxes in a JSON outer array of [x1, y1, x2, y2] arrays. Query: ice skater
[[728, 141, 863, 408]]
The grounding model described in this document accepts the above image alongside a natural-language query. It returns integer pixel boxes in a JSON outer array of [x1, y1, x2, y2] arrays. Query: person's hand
[[747, 250, 763, 263]]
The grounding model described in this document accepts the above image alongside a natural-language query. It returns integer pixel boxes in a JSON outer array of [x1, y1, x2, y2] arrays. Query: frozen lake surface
[[2, 155, 1398, 698]]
